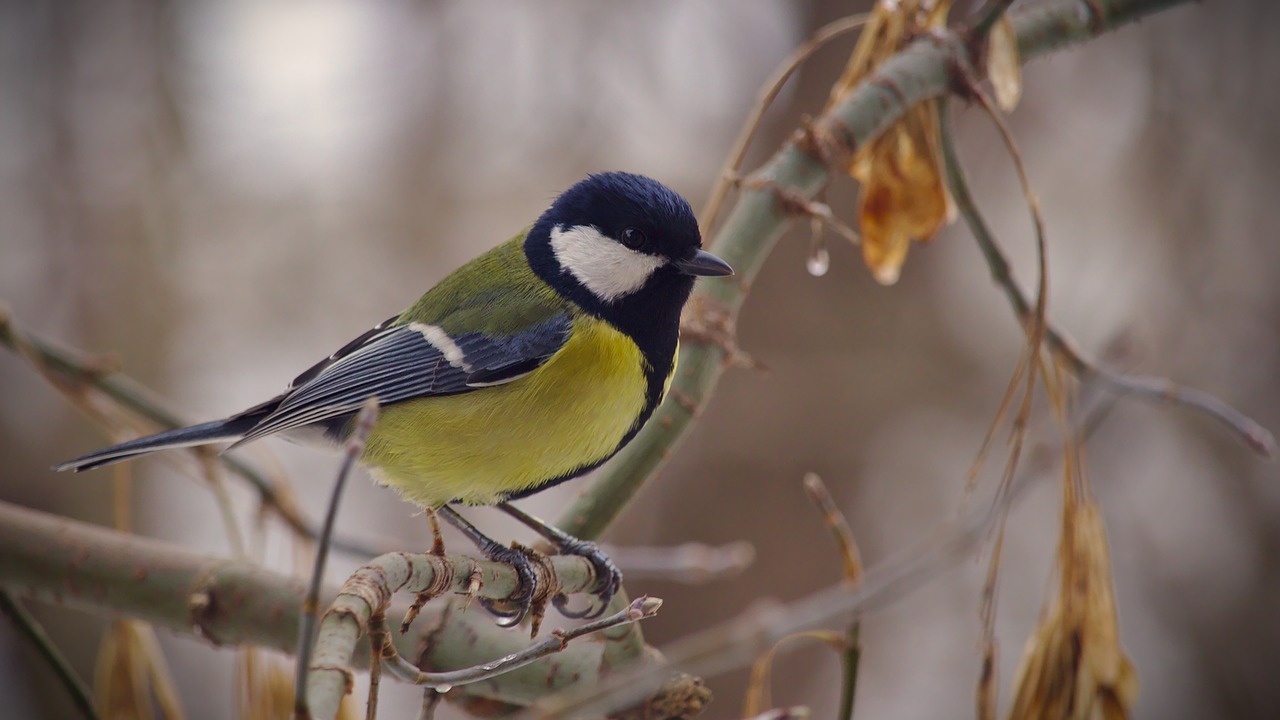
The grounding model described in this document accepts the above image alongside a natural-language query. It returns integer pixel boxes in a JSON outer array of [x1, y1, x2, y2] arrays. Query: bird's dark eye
[[620, 227, 646, 250]]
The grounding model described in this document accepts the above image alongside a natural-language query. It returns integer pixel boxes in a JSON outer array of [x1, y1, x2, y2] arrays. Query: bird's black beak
[[675, 249, 734, 277]]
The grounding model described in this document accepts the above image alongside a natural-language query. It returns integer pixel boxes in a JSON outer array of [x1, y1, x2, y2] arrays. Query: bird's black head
[[525, 172, 732, 360]]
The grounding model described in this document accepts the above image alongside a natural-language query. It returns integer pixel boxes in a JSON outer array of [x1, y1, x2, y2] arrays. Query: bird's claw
[[477, 542, 539, 628], [551, 537, 622, 620]]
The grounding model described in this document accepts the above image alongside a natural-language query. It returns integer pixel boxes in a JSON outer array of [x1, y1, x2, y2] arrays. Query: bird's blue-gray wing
[[230, 314, 571, 446]]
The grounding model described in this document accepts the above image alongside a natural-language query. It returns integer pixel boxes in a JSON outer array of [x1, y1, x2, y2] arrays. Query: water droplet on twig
[[806, 247, 830, 277]]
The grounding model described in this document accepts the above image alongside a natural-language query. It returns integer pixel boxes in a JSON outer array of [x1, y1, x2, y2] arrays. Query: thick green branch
[[555, 0, 1193, 542], [0, 500, 616, 710]]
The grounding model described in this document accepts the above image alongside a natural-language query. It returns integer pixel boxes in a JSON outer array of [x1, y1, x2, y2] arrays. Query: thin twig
[[111, 464, 132, 533], [0, 313, 388, 557], [739, 177, 862, 246], [963, 344, 1032, 502], [603, 541, 755, 584], [198, 454, 246, 559], [366, 610, 387, 720], [417, 689, 442, 720], [0, 589, 100, 720], [802, 474, 863, 584], [976, 506, 1009, 720], [699, 14, 869, 236], [743, 476, 866, 718], [837, 623, 862, 720], [1086, 367, 1275, 457], [802, 474, 864, 720], [925, 51, 1051, 714], [377, 596, 661, 688], [743, 630, 847, 716], [952, 63, 1054, 714], [745, 707, 812, 720], [529, 390, 1119, 720], [986, 65, 1268, 459], [936, 99, 1275, 458], [294, 399, 380, 720]]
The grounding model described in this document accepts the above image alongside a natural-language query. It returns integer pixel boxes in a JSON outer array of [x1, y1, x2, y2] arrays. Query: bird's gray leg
[[497, 502, 621, 620], [436, 505, 539, 629], [424, 507, 445, 556]]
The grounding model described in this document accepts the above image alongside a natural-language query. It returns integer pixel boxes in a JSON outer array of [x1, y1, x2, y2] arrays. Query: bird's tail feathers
[[54, 417, 253, 472]]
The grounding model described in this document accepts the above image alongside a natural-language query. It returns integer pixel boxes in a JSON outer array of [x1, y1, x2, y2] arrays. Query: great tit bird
[[57, 171, 733, 625]]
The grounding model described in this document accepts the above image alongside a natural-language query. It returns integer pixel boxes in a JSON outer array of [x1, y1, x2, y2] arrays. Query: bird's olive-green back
[[396, 232, 572, 336]]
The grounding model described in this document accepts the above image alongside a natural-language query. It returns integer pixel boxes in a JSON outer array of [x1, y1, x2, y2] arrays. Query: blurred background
[[2, 1, 1278, 718]]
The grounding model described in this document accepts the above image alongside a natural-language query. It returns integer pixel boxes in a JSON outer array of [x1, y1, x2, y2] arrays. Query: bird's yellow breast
[[361, 314, 650, 508]]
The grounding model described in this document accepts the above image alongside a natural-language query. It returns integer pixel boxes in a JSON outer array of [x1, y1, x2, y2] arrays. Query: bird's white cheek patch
[[549, 224, 664, 302]]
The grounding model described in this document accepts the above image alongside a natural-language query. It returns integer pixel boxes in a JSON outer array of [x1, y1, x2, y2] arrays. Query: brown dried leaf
[[824, 0, 955, 285], [853, 102, 954, 284], [94, 620, 188, 720], [988, 15, 1023, 113], [1007, 499, 1138, 720]]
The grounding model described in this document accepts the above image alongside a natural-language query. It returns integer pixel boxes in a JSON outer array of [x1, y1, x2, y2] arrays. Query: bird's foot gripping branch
[[303, 550, 661, 719]]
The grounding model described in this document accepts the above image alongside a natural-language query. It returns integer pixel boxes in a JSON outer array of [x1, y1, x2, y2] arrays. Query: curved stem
[[0, 589, 99, 720], [295, 400, 378, 719], [699, 13, 868, 236], [0, 313, 386, 557]]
